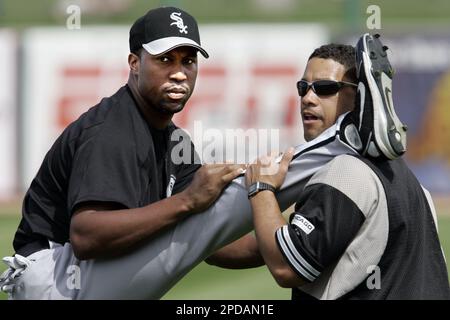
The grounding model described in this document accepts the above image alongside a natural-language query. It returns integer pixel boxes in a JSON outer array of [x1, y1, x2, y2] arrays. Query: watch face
[[248, 183, 258, 197]]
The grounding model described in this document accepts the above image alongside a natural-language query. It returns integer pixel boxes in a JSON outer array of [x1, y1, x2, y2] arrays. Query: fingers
[[198, 163, 245, 185], [279, 147, 295, 173], [221, 164, 246, 184], [198, 148, 294, 190], [203, 163, 231, 171], [202, 163, 236, 175], [207, 163, 244, 176], [259, 155, 272, 167], [244, 163, 254, 188]]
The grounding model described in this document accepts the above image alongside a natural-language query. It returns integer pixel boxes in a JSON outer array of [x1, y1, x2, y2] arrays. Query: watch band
[[248, 181, 276, 199]]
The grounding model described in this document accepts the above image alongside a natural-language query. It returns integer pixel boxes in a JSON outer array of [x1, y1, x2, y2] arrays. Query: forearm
[[250, 191, 305, 287], [205, 233, 264, 269], [70, 192, 193, 260]]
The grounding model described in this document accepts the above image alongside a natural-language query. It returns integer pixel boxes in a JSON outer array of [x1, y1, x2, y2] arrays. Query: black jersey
[[13, 85, 201, 255], [276, 154, 450, 300]]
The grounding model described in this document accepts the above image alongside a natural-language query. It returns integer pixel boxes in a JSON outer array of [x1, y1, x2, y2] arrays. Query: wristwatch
[[248, 181, 276, 199]]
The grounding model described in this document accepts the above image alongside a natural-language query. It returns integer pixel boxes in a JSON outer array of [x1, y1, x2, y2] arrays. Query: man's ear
[[128, 52, 140, 75]]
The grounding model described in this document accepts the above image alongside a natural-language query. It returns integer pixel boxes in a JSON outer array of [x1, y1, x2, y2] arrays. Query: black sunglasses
[[296, 79, 357, 97]]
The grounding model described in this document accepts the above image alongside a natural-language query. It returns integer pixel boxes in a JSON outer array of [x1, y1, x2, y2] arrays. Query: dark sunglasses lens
[[313, 80, 341, 95], [297, 81, 309, 97]]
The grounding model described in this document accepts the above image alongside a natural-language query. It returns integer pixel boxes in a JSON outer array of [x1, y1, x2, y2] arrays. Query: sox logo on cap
[[170, 12, 188, 34]]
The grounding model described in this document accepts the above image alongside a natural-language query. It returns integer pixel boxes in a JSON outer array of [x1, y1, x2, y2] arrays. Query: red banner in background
[[57, 66, 128, 129]]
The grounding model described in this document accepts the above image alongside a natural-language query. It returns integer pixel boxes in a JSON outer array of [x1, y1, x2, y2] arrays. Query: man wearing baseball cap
[[1, 7, 247, 299], [129, 6, 209, 58]]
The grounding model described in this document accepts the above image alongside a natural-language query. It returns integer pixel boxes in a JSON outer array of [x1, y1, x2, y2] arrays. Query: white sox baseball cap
[[129, 6, 209, 58]]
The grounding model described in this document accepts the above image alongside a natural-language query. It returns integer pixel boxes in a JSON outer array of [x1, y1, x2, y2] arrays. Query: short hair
[[133, 47, 144, 57], [309, 44, 357, 83]]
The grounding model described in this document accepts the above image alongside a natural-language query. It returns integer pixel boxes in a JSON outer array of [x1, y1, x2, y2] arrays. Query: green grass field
[[1, 0, 450, 29], [1, 205, 449, 300]]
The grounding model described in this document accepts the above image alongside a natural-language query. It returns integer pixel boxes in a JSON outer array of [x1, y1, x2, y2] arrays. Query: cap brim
[[142, 37, 209, 58]]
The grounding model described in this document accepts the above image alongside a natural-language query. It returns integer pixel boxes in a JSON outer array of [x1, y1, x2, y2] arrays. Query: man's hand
[[182, 163, 246, 214], [245, 148, 294, 189]]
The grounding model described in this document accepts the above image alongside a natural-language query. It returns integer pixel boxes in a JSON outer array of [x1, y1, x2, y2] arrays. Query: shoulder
[[60, 87, 152, 165], [308, 154, 378, 183], [306, 155, 386, 217], [60, 86, 127, 143], [79, 87, 148, 138], [72, 86, 143, 130]]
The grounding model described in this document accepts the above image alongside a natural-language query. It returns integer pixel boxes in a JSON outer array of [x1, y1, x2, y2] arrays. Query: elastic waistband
[[15, 239, 50, 257]]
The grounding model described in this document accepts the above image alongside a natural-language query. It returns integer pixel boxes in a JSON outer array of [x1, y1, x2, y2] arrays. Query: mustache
[[301, 109, 322, 119], [163, 84, 189, 94]]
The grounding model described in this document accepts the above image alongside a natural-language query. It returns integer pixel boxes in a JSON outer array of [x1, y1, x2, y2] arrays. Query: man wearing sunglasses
[[296, 79, 357, 142], [208, 41, 450, 299]]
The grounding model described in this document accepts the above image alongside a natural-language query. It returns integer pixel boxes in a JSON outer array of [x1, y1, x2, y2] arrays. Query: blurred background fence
[[1, 0, 449, 299]]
